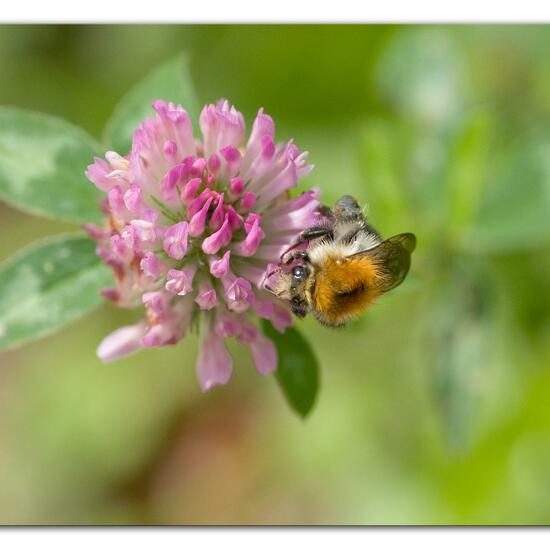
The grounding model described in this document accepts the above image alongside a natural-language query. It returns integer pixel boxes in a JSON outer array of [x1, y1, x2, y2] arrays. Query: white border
[[1, 528, 550, 549], [2, 0, 550, 23]]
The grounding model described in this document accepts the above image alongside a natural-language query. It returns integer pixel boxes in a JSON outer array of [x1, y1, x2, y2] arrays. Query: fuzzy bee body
[[267, 195, 416, 327]]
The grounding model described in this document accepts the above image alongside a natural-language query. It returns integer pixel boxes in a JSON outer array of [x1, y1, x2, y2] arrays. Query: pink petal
[[199, 100, 245, 158], [141, 323, 179, 348], [255, 161, 298, 208], [209, 193, 226, 231], [97, 323, 146, 363], [266, 188, 320, 217], [163, 139, 178, 160], [85, 157, 113, 192], [160, 163, 188, 203], [123, 184, 143, 213], [219, 145, 241, 181], [225, 205, 243, 231], [152, 99, 196, 160], [196, 328, 233, 392], [249, 332, 277, 375], [101, 287, 119, 302], [142, 291, 169, 322], [110, 234, 133, 262], [163, 221, 189, 260], [229, 176, 245, 198], [195, 279, 218, 310], [252, 295, 275, 319], [107, 185, 127, 219], [188, 197, 213, 237], [208, 154, 221, 177], [271, 304, 293, 332], [140, 252, 164, 278], [233, 217, 265, 257], [222, 274, 253, 313], [209, 250, 231, 278], [241, 108, 275, 173], [214, 310, 243, 338], [262, 194, 321, 232], [238, 191, 256, 211], [82, 223, 106, 241], [181, 177, 202, 203], [165, 265, 198, 295], [188, 188, 216, 218], [201, 215, 232, 255]]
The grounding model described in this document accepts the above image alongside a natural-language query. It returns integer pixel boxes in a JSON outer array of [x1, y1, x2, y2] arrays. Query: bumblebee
[[266, 195, 416, 327]]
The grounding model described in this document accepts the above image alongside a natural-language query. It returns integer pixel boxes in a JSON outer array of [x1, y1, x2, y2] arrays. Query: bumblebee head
[[288, 264, 311, 318], [265, 262, 313, 318]]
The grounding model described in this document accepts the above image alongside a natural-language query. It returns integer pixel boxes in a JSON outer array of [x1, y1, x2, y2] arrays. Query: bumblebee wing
[[351, 232, 416, 292]]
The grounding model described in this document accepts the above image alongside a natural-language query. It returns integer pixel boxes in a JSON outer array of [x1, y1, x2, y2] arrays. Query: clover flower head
[[85, 99, 320, 390]]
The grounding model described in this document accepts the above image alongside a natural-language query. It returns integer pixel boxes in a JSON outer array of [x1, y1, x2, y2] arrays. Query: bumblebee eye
[[292, 265, 306, 281]]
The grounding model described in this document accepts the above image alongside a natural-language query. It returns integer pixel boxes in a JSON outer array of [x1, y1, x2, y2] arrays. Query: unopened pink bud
[[220, 145, 240, 163], [225, 206, 243, 231], [201, 215, 232, 255], [164, 139, 177, 158], [260, 135, 275, 159], [229, 176, 245, 197], [210, 193, 225, 230], [188, 197, 213, 237], [187, 188, 214, 218], [233, 217, 265, 257], [192, 157, 207, 176], [239, 191, 256, 211], [181, 177, 202, 203], [208, 154, 221, 176]]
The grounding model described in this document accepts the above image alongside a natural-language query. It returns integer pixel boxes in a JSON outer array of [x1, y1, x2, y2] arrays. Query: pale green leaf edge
[[0, 232, 111, 353], [0, 106, 103, 225]]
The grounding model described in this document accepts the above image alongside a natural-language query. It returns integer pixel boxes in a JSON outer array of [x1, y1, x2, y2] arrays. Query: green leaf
[[376, 29, 468, 125], [0, 234, 112, 351], [103, 53, 199, 154], [430, 260, 495, 451], [0, 107, 103, 224], [262, 321, 320, 418]]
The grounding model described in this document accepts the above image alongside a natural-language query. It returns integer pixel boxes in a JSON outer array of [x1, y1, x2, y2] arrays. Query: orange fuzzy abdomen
[[312, 256, 383, 326]]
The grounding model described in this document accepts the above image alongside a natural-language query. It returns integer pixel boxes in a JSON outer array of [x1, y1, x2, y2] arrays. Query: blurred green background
[[2, 24, 550, 525]]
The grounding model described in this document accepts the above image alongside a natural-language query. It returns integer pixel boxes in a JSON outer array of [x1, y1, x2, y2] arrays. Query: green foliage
[[103, 53, 199, 153], [446, 108, 493, 240], [0, 234, 112, 351], [0, 107, 102, 224], [470, 137, 550, 253], [429, 261, 495, 450], [262, 321, 320, 418]]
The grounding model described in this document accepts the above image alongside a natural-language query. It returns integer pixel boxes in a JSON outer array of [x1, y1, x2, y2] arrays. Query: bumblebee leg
[[279, 226, 332, 263], [300, 225, 333, 242]]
